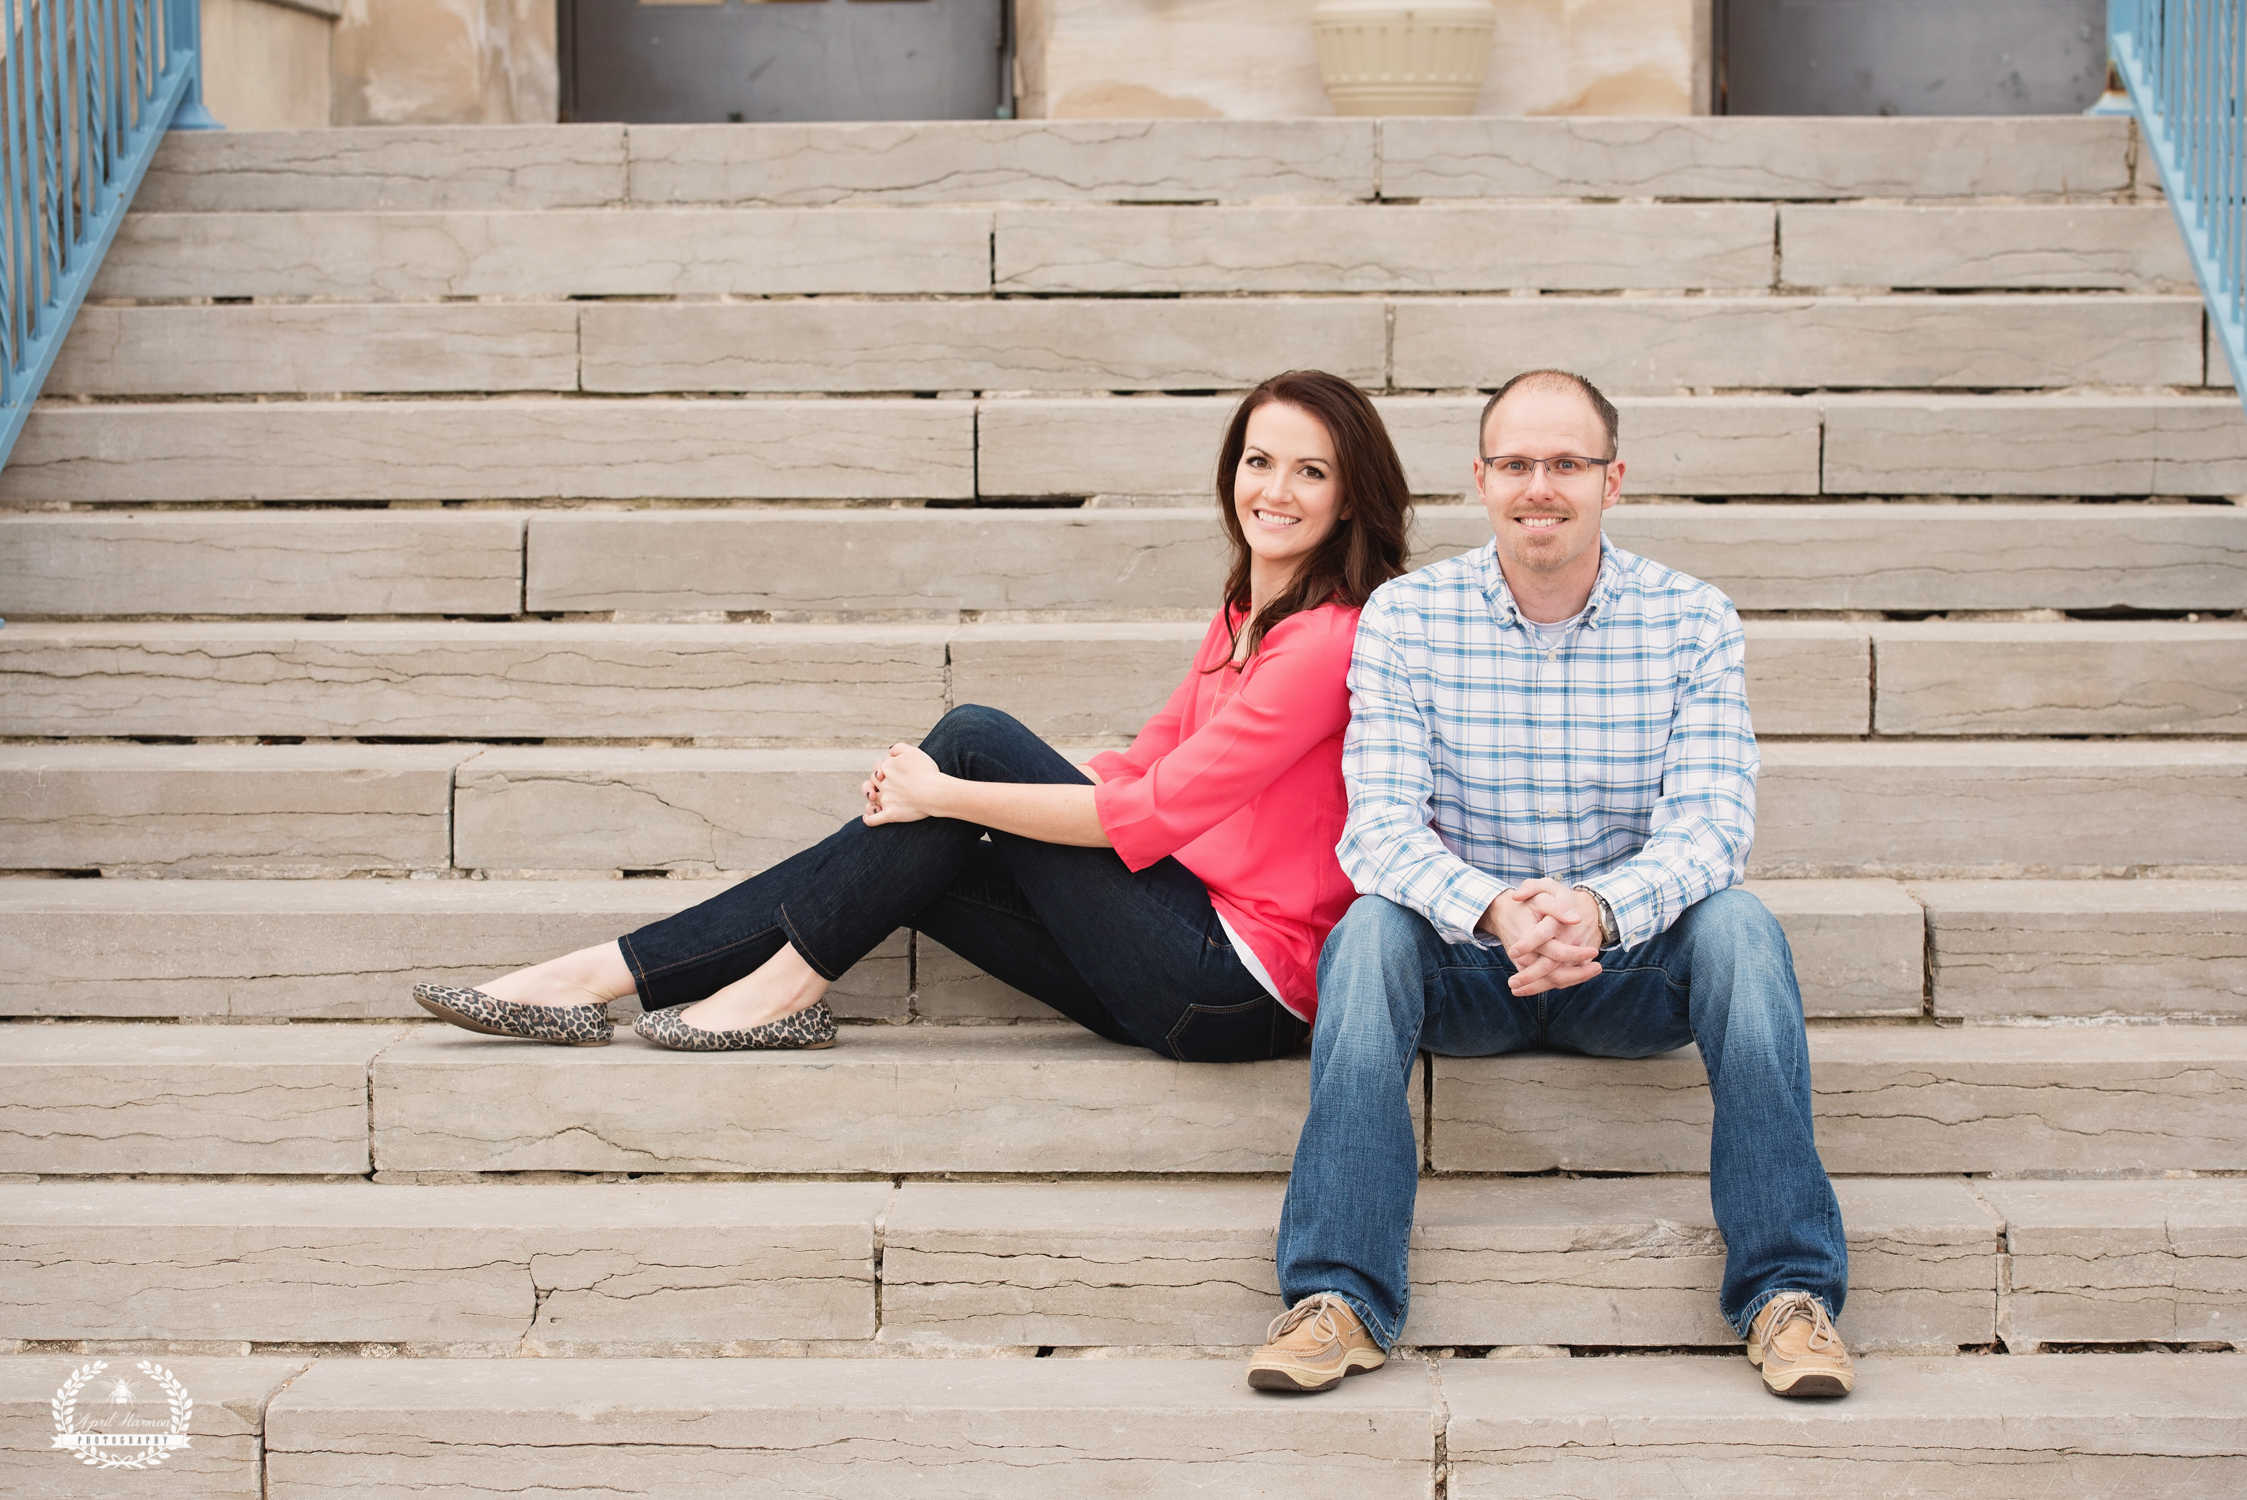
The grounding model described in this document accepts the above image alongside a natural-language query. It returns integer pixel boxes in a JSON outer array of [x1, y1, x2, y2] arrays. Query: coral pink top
[[1089, 602, 1362, 1024]]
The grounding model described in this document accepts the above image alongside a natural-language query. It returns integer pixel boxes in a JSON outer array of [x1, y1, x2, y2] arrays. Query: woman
[[413, 370, 1412, 1059]]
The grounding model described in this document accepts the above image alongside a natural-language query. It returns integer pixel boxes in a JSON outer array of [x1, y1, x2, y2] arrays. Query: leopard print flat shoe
[[411, 983, 613, 1046], [632, 999, 838, 1052]]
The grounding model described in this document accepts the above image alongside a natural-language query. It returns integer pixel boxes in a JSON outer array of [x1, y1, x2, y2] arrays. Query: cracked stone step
[[136, 124, 632, 211], [1822, 395, 2247, 495], [1980, 1179, 2247, 1351], [1916, 881, 2247, 1020], [1779, 204, 2195, 290], [261, 1356, 1437, 1498], [517, 503, 2247, 616], [880, 1176, 1996, 1353], [0, 1023, 407, 1175], [1443, 1353, 2246, 1498], [1390, 295, 2204, 393], [1380, 115, 2134, 200], [0, 398, 975, 504], [1870, 621, 2247, 736], [992, 203, 1775, 292], [0, 1354, 305, 1499], [0, 880, 903, 1022], [0, 744, 459, 876], [90, 207, 994, 300], [45, 303, 581, 398], [0, 618, 1873, 740], [1434, 1026, 2247, 1176], [0, 877, 1921, 1023], [0, 512, 526, 618], [0, 1180, 890, 1347], [371, 1024, 1425, 1175]]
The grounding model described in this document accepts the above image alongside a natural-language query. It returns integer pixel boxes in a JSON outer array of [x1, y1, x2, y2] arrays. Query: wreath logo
[[50, 1360, 194, 1470]]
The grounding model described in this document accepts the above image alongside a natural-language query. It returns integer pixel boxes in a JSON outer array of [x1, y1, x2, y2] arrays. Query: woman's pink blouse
[[1089, 602, 1362, 1024]]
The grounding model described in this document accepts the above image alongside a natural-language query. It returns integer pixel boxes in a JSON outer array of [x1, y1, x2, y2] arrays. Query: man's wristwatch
[[1574, 886, 1620, 949]]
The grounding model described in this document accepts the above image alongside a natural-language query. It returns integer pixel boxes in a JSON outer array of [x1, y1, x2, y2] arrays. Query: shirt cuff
[[1580, 871, 1658, 951], [1428, 865, 1509, 946]]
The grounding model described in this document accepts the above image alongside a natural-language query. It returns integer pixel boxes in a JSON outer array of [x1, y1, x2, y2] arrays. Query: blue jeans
[[619, 705, 1307, 1063], [1276, 888, 1847, 1346]]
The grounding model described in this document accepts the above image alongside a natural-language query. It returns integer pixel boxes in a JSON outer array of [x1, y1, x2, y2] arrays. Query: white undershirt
[[1215, 908, 1287, 1007], [1521, 605, 1586, 653]]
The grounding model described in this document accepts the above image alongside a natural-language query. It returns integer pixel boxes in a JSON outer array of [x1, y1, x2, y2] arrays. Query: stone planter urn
[[1312, 0, 1497, 116]]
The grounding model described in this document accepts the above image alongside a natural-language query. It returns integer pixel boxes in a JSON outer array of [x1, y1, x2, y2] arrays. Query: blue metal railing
[[2110, 0, 2247, 401], [0, 0, 215, 470]]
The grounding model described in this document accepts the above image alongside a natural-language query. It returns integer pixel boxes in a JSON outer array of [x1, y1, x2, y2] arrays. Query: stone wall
[[330, 0, 558, 125], [1017, 0, 1710, 119], [201, 0, 337, 131]]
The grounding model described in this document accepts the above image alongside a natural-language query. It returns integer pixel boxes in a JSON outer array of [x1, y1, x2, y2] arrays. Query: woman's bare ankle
[[678, 944, 830, 1031], [478, 943, 635, 1009]]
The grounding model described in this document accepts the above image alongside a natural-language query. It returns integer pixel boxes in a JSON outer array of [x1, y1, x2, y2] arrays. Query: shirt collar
[[1476, 534, 1624, 629]]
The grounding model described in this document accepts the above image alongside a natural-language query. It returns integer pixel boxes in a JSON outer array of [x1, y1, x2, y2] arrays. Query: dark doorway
[[564, 0, 1012, 124], [1719, 0, 2108, 114]]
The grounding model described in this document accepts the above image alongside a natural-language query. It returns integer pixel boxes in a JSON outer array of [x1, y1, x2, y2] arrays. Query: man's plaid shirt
[[1337, 533, 1758, 950]]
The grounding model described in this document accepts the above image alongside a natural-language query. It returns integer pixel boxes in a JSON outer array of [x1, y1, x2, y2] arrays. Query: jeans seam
[[623, 925, 782, 983], [1163, 995, 1280, 1063], [775, 903, 845, 983]]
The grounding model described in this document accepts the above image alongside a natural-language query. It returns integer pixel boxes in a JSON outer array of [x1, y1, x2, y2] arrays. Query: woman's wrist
[[924, 771, 966, 822]]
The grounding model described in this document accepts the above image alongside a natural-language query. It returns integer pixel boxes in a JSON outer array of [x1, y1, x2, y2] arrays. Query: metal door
[[1720, 0, 2108, 114], [565, 0, 1011, 123]]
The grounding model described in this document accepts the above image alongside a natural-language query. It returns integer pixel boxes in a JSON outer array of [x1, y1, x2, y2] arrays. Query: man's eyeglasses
[[1480, 455, 1613, 489]]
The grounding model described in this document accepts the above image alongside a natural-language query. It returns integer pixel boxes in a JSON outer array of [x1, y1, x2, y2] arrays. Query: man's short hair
[[1478, 369, 1621, 461]]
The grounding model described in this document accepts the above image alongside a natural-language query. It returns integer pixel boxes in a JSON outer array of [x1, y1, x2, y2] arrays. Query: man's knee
[[1316, 897, 1436, 1037], [1681, 887, 1802, 1028], [1684, 886, 1790, 965]]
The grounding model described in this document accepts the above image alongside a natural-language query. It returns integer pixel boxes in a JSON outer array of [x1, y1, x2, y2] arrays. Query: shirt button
[[1542, 804, 1563, 816], [1541, 730, 1562, 746]]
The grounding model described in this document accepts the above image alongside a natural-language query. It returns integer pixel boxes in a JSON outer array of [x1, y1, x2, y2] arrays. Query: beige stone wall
[[1018, 0, 1708, 119], [200, 0, 336, 131], [331, 0, 558, 126]]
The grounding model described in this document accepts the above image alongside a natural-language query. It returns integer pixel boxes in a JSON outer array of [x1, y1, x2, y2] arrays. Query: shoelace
[[1266, 1293, 1349, 1347], [1760, 1292, 1842, 1357]]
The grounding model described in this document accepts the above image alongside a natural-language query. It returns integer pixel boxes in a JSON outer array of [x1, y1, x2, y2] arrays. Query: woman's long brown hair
[[1212, 370, 1413, 664]]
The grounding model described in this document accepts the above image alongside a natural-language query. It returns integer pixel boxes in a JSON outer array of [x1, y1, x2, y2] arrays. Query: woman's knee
[[918, 704, 1035, 774]]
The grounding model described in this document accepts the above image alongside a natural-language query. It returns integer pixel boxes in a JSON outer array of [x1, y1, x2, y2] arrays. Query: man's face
[[1473, 383, 1623, 586]]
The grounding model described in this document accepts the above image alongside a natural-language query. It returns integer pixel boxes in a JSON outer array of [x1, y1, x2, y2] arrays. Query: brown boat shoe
[[1747, 1291, 1855, 1398], [1245, 1293, 1386, 1393]]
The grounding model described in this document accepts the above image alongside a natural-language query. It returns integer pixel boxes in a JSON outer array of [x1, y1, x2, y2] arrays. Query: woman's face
[[1233, 400, 1345, 583]]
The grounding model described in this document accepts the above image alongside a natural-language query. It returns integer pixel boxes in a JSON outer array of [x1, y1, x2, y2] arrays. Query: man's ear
[[1601, 459, 1625, 512]]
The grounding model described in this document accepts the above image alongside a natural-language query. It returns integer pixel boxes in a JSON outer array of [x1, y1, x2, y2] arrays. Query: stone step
[[1917, 881, 2247, 1021], [0, 618, 1884, 740], [11, 740, 2233, 880], [0, 744, 458, 876], [879, 1176, 1997, 1353], [0, 1354, 306, 1498], [0, 512, 526, 618], [260, 1356, 1439, 1499], [91, 208, 995, 300], [0, 1023, 407, 1175], [0, 877, 1922, 1023], [134, 117, 2131, 214], [10, 618, 2238, 740], [62, 293, 2187, 399], [1435, 1026, 2247, 1176], [0, 398, 976, 504], [0, 1180, 891, 1347], [1439, 1354, 2245, 1498], [90, 205, 2186, 304], [0, 1175, 2001, 1352], [1778, 203, 2194, 290], [365, 1024, 1424, 1176], [1979, 1179, 2247, 1351], [14, 504, 2237, 621], [516, 503, 2247, 617], [18, 394, 2244, 505]]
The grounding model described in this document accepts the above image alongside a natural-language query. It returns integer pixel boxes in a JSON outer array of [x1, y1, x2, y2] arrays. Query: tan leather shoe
[[1245, 1293, 1386, 1393], [1747, 1291, 1855, 1398]]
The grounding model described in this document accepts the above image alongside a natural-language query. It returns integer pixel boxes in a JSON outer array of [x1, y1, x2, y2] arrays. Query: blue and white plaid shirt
[[1338, 534, 1757, 950]]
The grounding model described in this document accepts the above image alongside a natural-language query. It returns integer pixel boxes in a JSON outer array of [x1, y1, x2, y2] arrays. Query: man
[[1245, 369, 1852, 1399]]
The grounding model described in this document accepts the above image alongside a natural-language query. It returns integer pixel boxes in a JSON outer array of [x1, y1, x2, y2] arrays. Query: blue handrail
[[0, 0, 215, 472], [2110, 0, 2247, 402]]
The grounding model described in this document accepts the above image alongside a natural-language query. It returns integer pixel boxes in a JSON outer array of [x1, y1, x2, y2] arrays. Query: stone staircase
[[2, 114, 2244, 1494]]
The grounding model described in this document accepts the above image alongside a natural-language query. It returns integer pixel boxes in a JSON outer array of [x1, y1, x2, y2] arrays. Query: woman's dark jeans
[[619, 705, 1308, 1063]]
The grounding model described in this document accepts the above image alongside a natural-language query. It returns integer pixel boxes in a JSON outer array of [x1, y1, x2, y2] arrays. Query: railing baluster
[[0, 0, 213, 468]]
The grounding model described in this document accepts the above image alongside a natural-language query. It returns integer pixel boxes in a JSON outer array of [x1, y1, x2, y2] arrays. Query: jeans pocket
[[1165, 995, 1296, 1063]]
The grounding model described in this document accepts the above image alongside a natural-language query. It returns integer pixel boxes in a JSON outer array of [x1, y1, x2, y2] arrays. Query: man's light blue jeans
[[1276, 887, 1848, 1348]]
